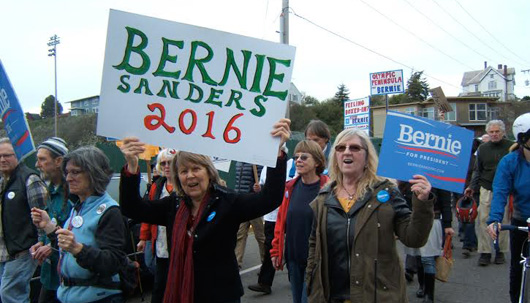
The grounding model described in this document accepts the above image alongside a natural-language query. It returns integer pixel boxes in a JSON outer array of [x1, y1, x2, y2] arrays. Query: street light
[[48, 34, 60, 136]]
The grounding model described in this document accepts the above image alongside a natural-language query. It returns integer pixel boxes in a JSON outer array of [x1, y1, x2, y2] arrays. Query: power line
[[454, 0, 530, 67], [400, 0, 494, 64], [356, 0, 475, 70], [289, 10, 461, 90], [430, 0, 522, 68]]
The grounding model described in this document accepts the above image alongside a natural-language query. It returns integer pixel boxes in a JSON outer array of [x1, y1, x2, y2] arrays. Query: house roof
[[65, 95, 99, 103], [461, 66, 515, 86]]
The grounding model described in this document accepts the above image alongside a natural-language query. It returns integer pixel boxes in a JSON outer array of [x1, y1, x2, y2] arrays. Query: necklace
[[343, 186, 355, 201]]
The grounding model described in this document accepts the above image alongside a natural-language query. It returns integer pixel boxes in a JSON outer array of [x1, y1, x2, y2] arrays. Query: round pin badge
[[96, 204, 107, 215], [377, 190, 390, 203], [207, 211, 216, 222], [51, 218, 57, 225], [7, 192, 15, 199], [71, 216, 84, 228]]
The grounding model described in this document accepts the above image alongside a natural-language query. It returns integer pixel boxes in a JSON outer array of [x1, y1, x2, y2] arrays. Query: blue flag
[[377, 111, 474, 193], [0, 60, 35, 160]]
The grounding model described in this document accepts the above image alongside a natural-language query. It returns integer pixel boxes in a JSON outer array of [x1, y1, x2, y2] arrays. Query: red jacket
[[270, 174, 329, 270]]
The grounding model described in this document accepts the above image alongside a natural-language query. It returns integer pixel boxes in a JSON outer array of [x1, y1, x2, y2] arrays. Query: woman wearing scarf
[[119, 118, 290, 303]]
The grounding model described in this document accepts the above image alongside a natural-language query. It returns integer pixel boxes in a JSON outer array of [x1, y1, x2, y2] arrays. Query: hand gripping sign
[[376, 111, 473, 193], [97, 10, 296, 168]]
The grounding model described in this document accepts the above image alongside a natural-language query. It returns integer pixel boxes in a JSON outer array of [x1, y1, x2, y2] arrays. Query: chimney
[[498, 64, 503, 69], [504, 65, 508, 76], [484, 61, 487, 69]]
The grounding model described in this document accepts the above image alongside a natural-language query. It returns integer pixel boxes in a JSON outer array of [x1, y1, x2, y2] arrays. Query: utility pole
[[280, 0, 289, 45], [280, 0, 290, 118], [48, 34, 60, 136]]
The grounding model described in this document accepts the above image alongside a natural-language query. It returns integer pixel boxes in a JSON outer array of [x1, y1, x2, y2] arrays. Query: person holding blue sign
[[487, 113, 530, 303], [305, 128, 435, 303], [118, 118, 290, 303]]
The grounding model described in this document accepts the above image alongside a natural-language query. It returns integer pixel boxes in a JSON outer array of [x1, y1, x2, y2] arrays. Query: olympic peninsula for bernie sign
[[377, 111, 474, 193], [97, 10, 296, 167]]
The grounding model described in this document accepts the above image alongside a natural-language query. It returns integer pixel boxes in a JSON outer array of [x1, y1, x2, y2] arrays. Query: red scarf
[[163, 194, 209, 303]]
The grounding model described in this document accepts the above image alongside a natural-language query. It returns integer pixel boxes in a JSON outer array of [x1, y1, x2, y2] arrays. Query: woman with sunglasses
[[270, 140, 329, 303], [136, 148, 177, 303], [305, 128, 435, 303]]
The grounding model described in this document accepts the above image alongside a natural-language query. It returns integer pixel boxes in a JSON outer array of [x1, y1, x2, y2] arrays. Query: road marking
[[239, 264, 261, 275]]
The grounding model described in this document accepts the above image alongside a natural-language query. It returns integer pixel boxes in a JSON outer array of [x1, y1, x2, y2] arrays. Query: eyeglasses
[[0, 154, 15, 159], [334, 144, 365, 153], [160, 161, 171, 167], [65, 169, 83, 177], [293, 154, 310, 161]]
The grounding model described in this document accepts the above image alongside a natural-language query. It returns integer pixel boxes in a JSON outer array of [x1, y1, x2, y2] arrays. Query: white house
[[66, 95, 100, 116], [460, 63, 516, 101]]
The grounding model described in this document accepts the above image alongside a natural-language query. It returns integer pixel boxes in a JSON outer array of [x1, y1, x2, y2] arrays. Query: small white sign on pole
[[344, 97, 370, 134], [97, 10, 296, 167], [369, 69, 404, 96]]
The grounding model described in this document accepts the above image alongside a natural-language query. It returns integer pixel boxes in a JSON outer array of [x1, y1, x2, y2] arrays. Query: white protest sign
[[97, 10, 296, 167], [344, 97, 370, 134], [369, 69, 404, 95]]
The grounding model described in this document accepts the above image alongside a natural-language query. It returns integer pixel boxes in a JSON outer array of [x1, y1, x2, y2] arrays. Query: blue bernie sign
[[377, 111, 474, 193], [0, 60, 35, 160]]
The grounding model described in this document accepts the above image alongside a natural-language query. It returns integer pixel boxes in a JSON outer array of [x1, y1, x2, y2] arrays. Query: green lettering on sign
[[182, 41, 217, 86], [113, 27, 150, 75]]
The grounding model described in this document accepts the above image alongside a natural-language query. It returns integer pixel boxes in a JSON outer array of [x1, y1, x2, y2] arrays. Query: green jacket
[[306, 180, 434, 303]]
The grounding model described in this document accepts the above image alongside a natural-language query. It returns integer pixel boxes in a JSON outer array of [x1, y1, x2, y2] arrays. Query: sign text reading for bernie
[[97, 10, 296, 167], [344, 97, 370, 134], [0, 60, 35, 160], [376, 111, 473, 193]]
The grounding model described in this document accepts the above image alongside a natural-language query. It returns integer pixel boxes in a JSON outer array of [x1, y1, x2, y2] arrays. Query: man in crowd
[[30, 137, 72, 303], [0, 138, 48, 303], [465, 120, 513, 266]]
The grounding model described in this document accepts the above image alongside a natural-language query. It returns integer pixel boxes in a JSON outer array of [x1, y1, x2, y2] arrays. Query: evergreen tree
[[332, 84, 350, 105], [406, 71, 430, 101], [40, 95, 63, 118]]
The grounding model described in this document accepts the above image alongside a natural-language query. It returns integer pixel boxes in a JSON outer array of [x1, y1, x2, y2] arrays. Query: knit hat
[[38, 137, 68, 157]]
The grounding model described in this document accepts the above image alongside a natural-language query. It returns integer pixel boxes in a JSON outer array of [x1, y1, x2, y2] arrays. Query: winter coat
[[119, 156, 286, 303], [305, 179, 434, 303]]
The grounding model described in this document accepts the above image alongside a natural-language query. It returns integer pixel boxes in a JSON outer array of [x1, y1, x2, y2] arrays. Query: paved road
[[131, 232, 511, 303]]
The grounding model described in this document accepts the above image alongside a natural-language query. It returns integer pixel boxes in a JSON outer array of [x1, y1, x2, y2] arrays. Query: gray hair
[[156, 148, 178, 174], [486, 120, 505, 133], [62, 146, 113, 196], [0, 137, 12, 145]]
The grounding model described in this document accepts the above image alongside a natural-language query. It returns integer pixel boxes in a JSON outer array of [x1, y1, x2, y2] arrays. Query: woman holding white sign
[[119, 118, 290, 303], [305, 128, 435, 303]]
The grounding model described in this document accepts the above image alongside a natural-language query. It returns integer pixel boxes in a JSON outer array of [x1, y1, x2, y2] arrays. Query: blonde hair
[[171, 151, 221, 196], [294, 140, 326, 175], [328, 129, 384, 201], [155, 148, 177, 176]]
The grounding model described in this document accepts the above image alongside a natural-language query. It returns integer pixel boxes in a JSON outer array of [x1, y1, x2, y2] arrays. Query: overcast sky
[[2, 0, 529, 113]]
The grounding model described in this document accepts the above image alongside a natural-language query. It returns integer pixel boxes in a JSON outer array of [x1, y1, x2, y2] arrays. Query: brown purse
[[435, 234, 454, 282]]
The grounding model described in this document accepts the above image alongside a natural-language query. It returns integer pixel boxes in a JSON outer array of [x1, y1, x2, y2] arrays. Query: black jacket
[[1, 164, 42, 256], [233, 162, 262, 193], [119, 156, 286, 303]]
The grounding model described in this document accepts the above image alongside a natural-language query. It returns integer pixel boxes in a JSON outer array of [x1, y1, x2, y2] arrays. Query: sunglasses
[[334, 144, 365, 153], [293, 154, 310, 161], [160, 161, 171, 167]]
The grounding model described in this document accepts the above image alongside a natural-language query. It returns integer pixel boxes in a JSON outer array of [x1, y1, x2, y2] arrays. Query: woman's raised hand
[[120, 137, 146, 174], [31, 207, 56, 234], [408, 174, 432, 201], [271, 118, 291, 156]]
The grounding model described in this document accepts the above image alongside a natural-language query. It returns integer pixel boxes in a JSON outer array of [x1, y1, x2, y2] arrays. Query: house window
[[488, 107, 499, 120], [475, 85, 479, 92], [443, 103, 457, 121], [404, 107, 416, 116], [420, 107, 435, 120], [469, 103, 487, 121], [490, 74, 494, 79], [488, 81, 497, 89]]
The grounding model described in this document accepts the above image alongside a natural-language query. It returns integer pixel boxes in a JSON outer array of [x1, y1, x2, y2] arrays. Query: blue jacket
[[488, 150, 530, 224], [57, 193, 122, 303]]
